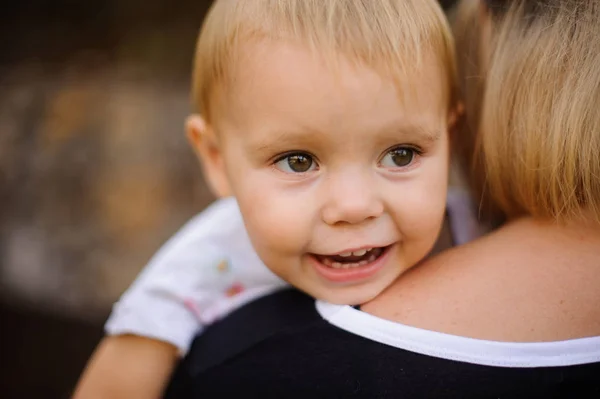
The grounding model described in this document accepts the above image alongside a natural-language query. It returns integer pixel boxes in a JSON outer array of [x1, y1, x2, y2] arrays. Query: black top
[[164, 289, 600, 399]]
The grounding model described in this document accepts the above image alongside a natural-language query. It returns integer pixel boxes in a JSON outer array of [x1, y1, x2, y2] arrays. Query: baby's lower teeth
[[330, 261, 367, 269], [322, 250, 383, 269]]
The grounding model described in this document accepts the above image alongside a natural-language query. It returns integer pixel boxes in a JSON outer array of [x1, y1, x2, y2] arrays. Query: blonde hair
[[454, 0, 600, 224], [192, 0, 457, 122], [450, 0, 490, 218]]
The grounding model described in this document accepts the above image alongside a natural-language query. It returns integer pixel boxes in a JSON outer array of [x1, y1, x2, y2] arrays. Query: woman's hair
[[453, 0, 600, 224], [192, 0, 457, 122]]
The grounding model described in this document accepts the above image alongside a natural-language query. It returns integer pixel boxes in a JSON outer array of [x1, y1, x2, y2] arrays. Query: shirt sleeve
[[104, 197, 287, 355]]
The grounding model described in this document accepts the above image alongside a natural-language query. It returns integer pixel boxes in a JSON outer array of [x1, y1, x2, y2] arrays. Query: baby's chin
[[305, 282, 391, 306]]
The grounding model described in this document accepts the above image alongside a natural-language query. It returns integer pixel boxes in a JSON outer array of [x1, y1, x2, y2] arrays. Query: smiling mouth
[[313, 246, 390, 269]]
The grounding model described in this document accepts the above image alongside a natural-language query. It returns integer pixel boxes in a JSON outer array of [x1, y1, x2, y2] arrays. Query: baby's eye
[[274, 153, 317, 173], [380, 147, 416, 168]]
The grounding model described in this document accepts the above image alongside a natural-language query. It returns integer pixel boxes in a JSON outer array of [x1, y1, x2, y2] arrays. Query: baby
[[74, 1, 472, 398]]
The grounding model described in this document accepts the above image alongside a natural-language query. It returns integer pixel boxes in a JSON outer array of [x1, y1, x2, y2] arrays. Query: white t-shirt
[[105, 189, 483, 354]]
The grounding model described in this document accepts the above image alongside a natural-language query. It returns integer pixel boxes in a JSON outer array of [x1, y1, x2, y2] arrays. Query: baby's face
[[205, 40, 450, 304]]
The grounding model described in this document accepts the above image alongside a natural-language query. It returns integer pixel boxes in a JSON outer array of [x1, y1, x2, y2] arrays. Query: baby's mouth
[[313, 246, 389, 269]]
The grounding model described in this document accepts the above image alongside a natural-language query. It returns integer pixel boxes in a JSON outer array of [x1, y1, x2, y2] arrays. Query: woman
[[164, 0, 600, 397]]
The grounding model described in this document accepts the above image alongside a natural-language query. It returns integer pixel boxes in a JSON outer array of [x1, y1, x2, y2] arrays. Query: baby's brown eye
[[275, 153, 316, 173], [381, 147, 415, 168], [287, 155, 313, 172]]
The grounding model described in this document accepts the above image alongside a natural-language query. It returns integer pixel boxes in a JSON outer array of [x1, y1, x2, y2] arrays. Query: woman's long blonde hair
[[453, 0, 600, 224]]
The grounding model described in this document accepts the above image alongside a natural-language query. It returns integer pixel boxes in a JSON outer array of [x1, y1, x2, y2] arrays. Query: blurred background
[[0, 0, 457, 397]]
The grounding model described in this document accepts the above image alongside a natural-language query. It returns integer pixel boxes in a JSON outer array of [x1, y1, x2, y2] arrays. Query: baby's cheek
[[242, 209, 304, 283], [241, 195, 305, 256], [401, 192, 447, 241]]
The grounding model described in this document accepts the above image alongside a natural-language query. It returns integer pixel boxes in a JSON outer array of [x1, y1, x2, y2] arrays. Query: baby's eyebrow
[[250, 123, 442, 156], [251, 128, 320, 156], [418, 127, 442, 142], [376, 124, 442, 144]]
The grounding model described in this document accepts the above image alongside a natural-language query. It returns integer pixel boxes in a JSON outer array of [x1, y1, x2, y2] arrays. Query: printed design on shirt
[[225, 282, 245, 297], [217, 259, 229, 273], [183, 298, 203, 320]]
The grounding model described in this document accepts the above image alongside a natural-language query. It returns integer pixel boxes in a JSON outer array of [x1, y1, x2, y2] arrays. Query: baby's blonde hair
[[192, 0, 457, 122], [454, 0, 600, 223]]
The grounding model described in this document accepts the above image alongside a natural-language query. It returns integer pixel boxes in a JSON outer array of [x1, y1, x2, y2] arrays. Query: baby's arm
[[73, 198, 286, 399], [73, 335, 178, 399]]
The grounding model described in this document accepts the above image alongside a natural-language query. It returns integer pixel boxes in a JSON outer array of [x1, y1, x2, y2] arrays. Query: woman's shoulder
[[363, 218, 600, 342]]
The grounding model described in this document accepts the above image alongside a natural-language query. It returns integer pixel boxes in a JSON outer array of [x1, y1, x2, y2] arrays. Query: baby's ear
[[448, 102, 465, 131], [186, 114, 232, 198]]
